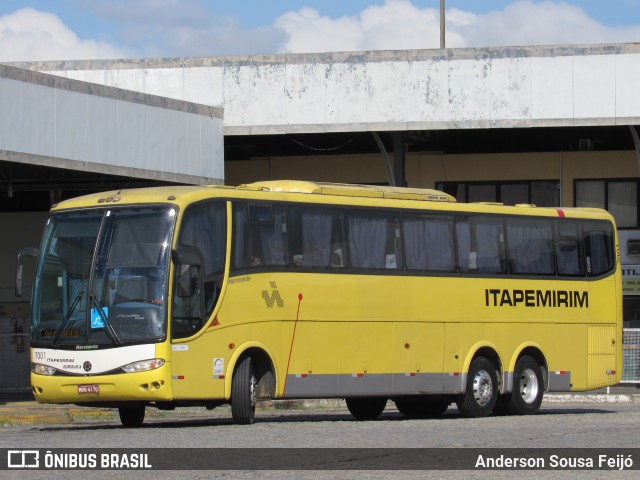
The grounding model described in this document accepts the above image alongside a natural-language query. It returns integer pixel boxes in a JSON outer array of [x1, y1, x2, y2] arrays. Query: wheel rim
[[472, 369, 494, 407], [518, 368, 539, 404], [249, 373, 257, 409]]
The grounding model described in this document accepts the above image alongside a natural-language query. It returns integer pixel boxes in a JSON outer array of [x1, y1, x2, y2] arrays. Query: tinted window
[[233, 203, 288, 269], [403, 214, 455, 272], [584, 221, 615, 276], [290, 207, 346, 268], [506, 219, 554, 275], [348, 210, 402, 269], [556, 222, 584, 276], [456, 216, 506, 273]]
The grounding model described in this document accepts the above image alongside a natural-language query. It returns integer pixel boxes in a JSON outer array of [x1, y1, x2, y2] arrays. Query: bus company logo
[[262, 281, 284, 308], [7, 450, 39, 468], [83, 361, 92, 372]]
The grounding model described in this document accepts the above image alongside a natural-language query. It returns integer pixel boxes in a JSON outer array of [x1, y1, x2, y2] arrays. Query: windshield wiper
[[89, 292, 122, 345], [52, 289, 84, 348]]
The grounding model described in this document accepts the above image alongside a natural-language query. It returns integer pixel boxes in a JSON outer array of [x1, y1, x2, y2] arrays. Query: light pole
[[440, 0, 446, 49]]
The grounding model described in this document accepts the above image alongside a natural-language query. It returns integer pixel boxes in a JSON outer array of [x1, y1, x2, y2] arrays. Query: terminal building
[[1, 42, 639, 393]]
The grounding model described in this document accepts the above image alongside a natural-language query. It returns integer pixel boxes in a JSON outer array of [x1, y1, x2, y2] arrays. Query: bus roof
[[50, 180, 455, 211], [48, 180, 614, 223], [237, 180, 456, 202]]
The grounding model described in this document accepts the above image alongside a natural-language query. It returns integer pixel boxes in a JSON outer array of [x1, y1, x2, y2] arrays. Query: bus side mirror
[[15, 247, 39, 297]]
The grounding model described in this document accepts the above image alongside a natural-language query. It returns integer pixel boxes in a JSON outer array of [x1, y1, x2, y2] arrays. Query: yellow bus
[[17, 180, 622, 427]]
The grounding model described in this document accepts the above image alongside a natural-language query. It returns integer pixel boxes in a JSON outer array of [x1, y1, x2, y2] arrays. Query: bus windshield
[[31, 206, 176, 347]]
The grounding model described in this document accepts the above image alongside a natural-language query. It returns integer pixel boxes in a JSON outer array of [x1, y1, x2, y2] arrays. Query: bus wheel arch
[[498, 348, 547, 415], [228, 345, 276, 425], [457, 347, 501, 418]]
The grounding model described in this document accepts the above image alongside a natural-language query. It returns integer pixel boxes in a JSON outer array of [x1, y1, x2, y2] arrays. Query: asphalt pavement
[[1, 384, 638, 426]]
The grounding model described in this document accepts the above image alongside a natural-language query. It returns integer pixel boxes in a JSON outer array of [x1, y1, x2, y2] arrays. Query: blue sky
[[0, 1, 639, 61]]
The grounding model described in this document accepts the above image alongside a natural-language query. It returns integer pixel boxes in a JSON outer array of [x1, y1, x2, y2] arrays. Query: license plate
[[77, 384, 99, 394]]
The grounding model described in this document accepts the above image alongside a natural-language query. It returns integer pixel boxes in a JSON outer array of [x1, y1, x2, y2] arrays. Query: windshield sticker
[[90, 307, 108, 329]]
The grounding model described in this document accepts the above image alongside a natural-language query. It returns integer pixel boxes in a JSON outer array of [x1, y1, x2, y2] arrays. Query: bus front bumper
[[30, 364, 174, 404]]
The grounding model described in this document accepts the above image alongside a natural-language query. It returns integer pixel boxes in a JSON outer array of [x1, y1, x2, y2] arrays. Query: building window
[[575, 179, 638, 228], [437, 180, 559, 207]]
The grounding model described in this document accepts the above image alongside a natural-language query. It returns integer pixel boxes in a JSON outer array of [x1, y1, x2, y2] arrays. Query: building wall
[[19, 44, 640, 136], [0, 64, 225, 185]]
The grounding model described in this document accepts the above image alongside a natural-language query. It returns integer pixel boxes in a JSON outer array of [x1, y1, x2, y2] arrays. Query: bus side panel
[[443, 323, 482, 393], [391, 321, 445, 394], [532, 323, 586, 391], [281, 319, 340, 397]]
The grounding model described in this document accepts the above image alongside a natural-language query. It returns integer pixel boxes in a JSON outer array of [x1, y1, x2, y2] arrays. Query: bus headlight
[[121, 359, 165, 373], [32, 363, 57, 376]]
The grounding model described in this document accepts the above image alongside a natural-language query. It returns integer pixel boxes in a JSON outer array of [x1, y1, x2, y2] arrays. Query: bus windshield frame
[[30, 206, 177, 348]]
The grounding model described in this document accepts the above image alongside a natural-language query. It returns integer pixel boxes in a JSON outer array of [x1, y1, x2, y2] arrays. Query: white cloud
[[77, 0, 286, 57], [1, 1, 639, 62], [275, 0, 640, 54], [0, 7, 130, 62], [456, 1, 640, 48]]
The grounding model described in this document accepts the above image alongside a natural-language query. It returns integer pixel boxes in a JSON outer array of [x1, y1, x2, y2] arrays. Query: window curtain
[[259, 207, 287, 265], [588, 231, 609, 275], [302, 211, 332, 266], [457, 218, 504, 272], [507, 221, 554, 274], [476, 222, 504, 272], [404, 216, 454, 271], [349, 213, 387, 268]]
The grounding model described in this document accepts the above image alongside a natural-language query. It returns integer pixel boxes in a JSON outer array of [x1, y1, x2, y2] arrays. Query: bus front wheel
[[346, 397, 387, 420], [456, 357, 498, 418], [505, 356, 544, 415], [231, 356, 257, 425], [118, 405, 145, 428]]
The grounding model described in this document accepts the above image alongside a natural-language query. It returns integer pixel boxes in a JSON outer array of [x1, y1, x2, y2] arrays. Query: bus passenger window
[[289, 207, 345, 268], [556, 222, 584, 276], [584, 222, 614, 276], [233, 203, 289, 269], [456, 217, 506, 273], [506, 219, 554, 275], [403, 214, 455, 272], [348, 211, 401, 270]]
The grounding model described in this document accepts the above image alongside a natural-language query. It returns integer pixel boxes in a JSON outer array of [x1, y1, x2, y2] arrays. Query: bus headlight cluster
[[32, 363, 57, 376], [121, 358, 165, 373]]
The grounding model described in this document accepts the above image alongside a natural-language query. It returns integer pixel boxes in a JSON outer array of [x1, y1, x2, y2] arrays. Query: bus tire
[[506, 355, 544, 415], [456, 357, 498, 418], [345, 397, 387, 420], [118, 405, 145, 428], [394, 397, 449, 418], [231, 355, 257, 425]]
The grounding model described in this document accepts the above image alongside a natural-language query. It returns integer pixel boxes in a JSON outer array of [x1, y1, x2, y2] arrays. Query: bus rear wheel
[[456, 357, 498, 418], [345, 397, 387, 420], [505, 356, 544, 415], [231, 355, 257, 425], [394, 397, 449, 418], [118, 405, 145, 428]]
